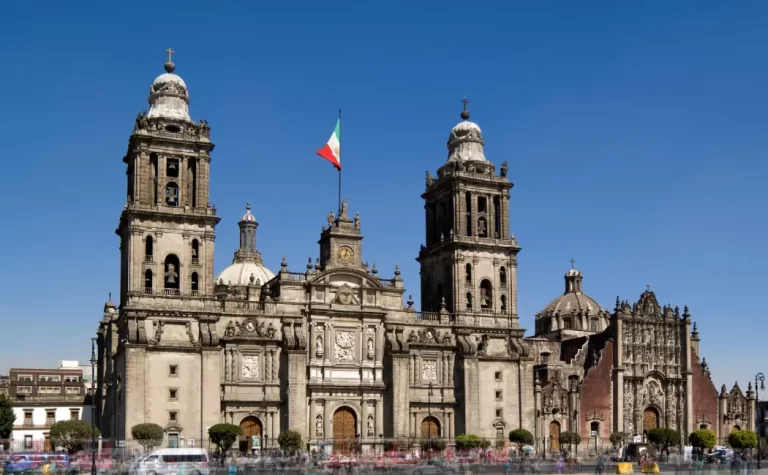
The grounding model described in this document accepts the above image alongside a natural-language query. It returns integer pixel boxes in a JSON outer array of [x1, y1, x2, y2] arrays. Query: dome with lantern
[[446, 99, 488, 163], [535, 265, 609, 335], [146, 50, 192, 122], [215, 203, 275, 287]]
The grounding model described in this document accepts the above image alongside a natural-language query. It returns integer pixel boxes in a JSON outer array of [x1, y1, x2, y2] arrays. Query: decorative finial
[[371, 263, 378, 275], [249, 273, 255, 284], [440, 296, 447, 311], [570, 258, 576, 269], [307, 257, 313, 270], [281, 256, 287, 268], [646, 284, 651, 292], [164, 48, 176, 73], [108, 292, 112, 301], [246, 202, 251, 211], [394, 264, 401, 276], [406, 295, 414, 308], [461, 97, 470, 120]]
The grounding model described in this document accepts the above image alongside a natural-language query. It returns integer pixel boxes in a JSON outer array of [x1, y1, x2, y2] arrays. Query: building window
[[590, 318, 599, 332], [495, 409, 503, 418], [169, 411, 177, 423], [541, 353, 550, 364], [466, 292, 473, 311], [39, 375, 61, 383], [39, 387, 60, 395], [164, 254, 181, 294], [465, 264, 472, 284], [166, 158, 180, 178], [494, 372, 502, 381], [169, 389, 177, 401], [563, 318, 572, 330], [65, 387, 80, 395], [500, 267, 507, 285], [165, 182, 179, 207], [191, 273, 199, 294], [495, 390, 502, 401], [191, 239, 200, 264], [46, 411, 55, 425], [168, 433, 179, 448], [145, 269, 153, 294], [500, 294, 507, 313], [465, 192, 472, 236], [70, 410, 79, 421], [169, 365, 178, 377], [64, 376, 80, 383], [17, 375, 33, 382], [17, 386, 33, 394], [590, 421, 599, 437], [24, 411, 33, 426], [145, 236, 154, 262], [479, 279, 493, 309], [496, 426, 504, 440], [24, 435, 32, 449]]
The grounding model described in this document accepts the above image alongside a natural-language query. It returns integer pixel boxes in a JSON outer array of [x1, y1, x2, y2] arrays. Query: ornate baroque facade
[[95, 54, 725, 453]]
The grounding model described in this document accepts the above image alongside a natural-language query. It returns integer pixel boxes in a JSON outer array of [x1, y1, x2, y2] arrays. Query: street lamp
[[90, 337, 97, 475], [756, 373, 765, 469], [427, 382, 433, 465]]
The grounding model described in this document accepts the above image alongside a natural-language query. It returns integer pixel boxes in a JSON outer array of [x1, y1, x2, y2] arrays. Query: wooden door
[[239, 417, 262, 453], [333, 407, 357, 454], [421, 417, 440, 437], [643, 408, 659, 432], [549, 421, 561, 452]]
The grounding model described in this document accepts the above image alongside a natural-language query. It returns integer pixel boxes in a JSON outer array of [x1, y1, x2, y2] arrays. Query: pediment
[[310, 268, 384, 289]]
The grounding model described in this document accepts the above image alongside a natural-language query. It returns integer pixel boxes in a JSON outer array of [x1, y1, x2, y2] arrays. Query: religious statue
[[367, 338, 374, 360], [407, 331, 418, 343], [165, 263, 178, 284], [327, 211, 335, 227], [316, 334, 324, 358], [500, 161, 508, 177], [426, 171, 434, 186], [316, 415, 324, 436], [354, 212, 360, 229], [340, 199, 349, 219], [367, 415, 374, 437]]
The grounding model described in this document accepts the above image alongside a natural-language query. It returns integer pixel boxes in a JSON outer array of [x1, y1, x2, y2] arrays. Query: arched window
[[191, 272, 199, 294], [145, 236, 154, 262], [465, 192, 472, 236], [477, 216, 488, 238], [164, 254, 181, 294], [466, 292, 473, 311], [499, 266, 507, 284], [191, 239, 200, 263], [479, 279, 493, 309], [144, 269, 153, 294], [563, 318, 572, 330], [465, 264, 472, 284], [500, 294, 507, 312], [165, 182, 179, 207], [590, 421, 599, 437], [150, 153, 159, 204], [590, 318, 599, 332]]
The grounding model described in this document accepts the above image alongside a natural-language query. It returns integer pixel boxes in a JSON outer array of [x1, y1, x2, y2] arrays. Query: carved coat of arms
[[335, 331, 355, 360]]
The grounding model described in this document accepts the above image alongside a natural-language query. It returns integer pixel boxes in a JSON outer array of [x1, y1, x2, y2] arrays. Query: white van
[[132, 448, 209, 475]]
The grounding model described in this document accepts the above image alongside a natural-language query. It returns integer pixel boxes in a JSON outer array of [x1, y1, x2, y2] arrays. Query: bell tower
[[116, 50, 220, 302], [417, 100, 521, 325]]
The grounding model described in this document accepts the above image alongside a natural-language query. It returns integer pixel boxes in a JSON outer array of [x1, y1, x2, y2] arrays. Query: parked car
[[129, 449, 209, 475]]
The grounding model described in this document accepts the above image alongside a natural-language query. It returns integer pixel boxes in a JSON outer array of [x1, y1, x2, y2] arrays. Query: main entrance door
[[239, 417, 262, 453], [549, 421, 561, 452], [421, 416, 440, 438], [643, 408, 660, 432], [333, 407, 357, 454]]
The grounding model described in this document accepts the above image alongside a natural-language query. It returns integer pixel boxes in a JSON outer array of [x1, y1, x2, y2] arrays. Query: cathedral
[[95, 53, 734, 454]]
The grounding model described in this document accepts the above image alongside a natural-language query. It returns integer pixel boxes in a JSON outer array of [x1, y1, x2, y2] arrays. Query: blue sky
[[0, 1, 766, 389]]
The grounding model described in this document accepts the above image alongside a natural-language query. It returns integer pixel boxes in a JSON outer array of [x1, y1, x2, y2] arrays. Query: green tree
[[456, 434, 486, 451], [728, 430, 758, 453], [50, 420, 99, 453], [207, 424, 242, 460], [609, 432, 628, 448], [277, 430, 304, 453], [647, 428, 679, 457], [560, 431, 582, 454], [509, 428, 534, 452], [689, 429, 716, 451], [0, 395, 16, 449], [131, 423, 164, 451]]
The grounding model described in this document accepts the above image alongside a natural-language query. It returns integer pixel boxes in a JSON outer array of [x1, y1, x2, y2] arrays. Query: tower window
[[563, 318, 572, 330], [541, 353, 550, 364], [466, 292, 473, 311], [127, 161, 135, 202], [144, 269, 153, 294], [164, 254, 181, 294], [500, 267, 507, 285], [465, 192, 472, 236], [500, 294, 507, 313], [165, 182, 179, 207], [150, 153, 159, 204], [493, 195, 501, 238], [465, 264, 472, 284], [145, 236, 154, 262], [191, 272, 199, 295], [166, 158, 180, 178], [188, 159, 197, 207], [191, 239, 200, 263], [477, 216, 488, 238], [480, 279, 493, 309]]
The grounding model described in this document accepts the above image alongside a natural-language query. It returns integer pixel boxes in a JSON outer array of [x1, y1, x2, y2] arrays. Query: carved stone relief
[[335, 331, 355, 360], [422, 360, 437, 382], [242, 355, 259, 379]]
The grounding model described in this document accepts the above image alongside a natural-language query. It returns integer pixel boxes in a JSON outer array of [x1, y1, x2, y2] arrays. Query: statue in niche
[[316, 334, 324, 358], [367, 415, 374, 436], [367, 338, 374, 360], [316, 415, 323, 436], [165, 263, 178, 284]]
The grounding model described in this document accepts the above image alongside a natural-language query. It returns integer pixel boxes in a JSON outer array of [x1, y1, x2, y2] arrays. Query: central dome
[[216, 261, 275, 287], [534, 267, 609, 335]]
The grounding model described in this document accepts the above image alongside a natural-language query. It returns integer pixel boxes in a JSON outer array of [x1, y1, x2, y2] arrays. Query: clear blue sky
[[1, 1, 765, 390]]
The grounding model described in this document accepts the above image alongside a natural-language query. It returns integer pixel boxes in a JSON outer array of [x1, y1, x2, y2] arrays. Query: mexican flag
[[316, 118, 341, 170]]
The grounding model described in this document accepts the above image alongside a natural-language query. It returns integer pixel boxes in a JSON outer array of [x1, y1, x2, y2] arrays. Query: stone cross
[[570, 258, 576, 269], [165, 48, 175, 62], [646, 285, 651, 292], [462, 97, 469, 111]]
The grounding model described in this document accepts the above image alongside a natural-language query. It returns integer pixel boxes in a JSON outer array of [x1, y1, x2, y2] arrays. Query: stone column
[[309, 323, 316, 361], [324, 324, 332, 363], [324, 402, 332, 441], [309, 402, 316, 439], [361, 401, 369, 441], [272, 409, 280, 442], [683, 307, 693, 435], [286, 348, 308, 440], [614, 309, 625, 433], [462, 356, 481, 434], [266, 412, 273, 442], [534, 376, 542, 449], [375, 398, 383, 439]]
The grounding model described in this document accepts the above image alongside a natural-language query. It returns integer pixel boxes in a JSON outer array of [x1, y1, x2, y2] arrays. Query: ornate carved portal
[[421, 416, 440, 437], [333, 407, 357, 455], [643, 407, 660, 433], [239, 416, 262, 453], [549, 421, 561, 452]]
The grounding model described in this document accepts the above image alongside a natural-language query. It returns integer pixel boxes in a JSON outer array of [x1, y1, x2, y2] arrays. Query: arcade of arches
[[239, 416, 263, 453]]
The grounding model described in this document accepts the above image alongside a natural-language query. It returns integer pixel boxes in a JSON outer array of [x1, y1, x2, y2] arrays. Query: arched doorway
[[333, 407, 357, 454], [732, 425, 741, 432], [549, 421, 561, 452], [643, 407, 660, 432], [421, 416, 440, 438], [239, 416, 263, 454]]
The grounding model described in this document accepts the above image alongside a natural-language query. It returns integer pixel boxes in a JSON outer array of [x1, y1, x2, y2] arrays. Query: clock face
[[337, 246, 354, 264]]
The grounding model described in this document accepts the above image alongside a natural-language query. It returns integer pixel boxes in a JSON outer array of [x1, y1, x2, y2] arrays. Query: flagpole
[[337, 108, 342, 214]]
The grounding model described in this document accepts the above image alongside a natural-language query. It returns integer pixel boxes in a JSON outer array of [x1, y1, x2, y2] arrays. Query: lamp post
[[427, 382, 433, 465], [756, 373, 765, 469], [90, 337, 97, 475]]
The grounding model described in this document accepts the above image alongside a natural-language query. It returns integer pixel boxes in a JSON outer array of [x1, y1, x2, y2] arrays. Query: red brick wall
[[691, 355, 718, 432], [579, 341, 614, 442]]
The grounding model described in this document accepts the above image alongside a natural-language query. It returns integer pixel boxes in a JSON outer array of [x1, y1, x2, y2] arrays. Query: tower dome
[[147, 48, 192, 122], [446, 98, 487, 163], [534, 264, 609, 336], [215, 203, 275, 286]]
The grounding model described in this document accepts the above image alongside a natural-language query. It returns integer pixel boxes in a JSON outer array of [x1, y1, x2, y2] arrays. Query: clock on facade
[[337, 245, 354, 264]]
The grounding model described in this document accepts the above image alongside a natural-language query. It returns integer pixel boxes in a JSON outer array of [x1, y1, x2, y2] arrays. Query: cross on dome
[[570, 258, 576, 269], [164, 47, 176, 73], [461, 97, 470, 120]]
